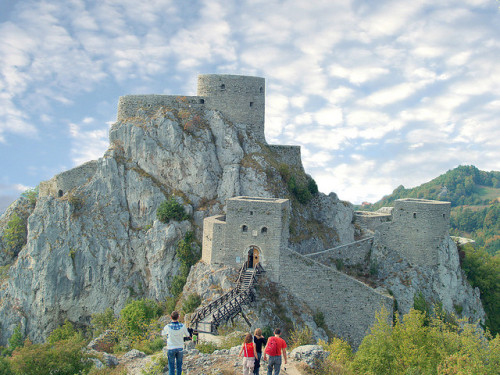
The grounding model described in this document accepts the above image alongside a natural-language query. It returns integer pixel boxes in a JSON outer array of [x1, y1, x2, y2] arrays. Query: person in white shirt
[[161, 311, 191, 375]]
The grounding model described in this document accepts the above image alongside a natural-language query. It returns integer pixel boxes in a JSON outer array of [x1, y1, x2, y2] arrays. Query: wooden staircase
[[189, 262, 264, 334]]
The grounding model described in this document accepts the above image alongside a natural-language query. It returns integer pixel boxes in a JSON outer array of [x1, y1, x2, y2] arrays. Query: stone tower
[[377, 198, 451, 267], [202, 197, 290, 281], [197, 74, 265, 142]]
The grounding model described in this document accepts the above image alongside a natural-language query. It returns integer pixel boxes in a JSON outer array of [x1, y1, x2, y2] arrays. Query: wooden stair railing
[[190, 262, 264, 334]]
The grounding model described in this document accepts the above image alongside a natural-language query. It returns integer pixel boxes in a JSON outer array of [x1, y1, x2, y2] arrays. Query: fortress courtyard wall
[[279, 247, 393, 348]]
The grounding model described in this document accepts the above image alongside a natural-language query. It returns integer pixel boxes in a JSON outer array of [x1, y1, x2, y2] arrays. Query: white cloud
[[68, 119, 109, 166]]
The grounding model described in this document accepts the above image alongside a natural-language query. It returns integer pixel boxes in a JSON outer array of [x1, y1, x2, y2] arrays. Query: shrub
[[47, 320, 79, 344], [353, 307, 500, 375], [313, 311, 326, 329], [2, 214, 26, 255], [182, 294, 201, 314], [8, 325, 24, 351], [0, 357, 12, 374], [196, 341, 220, 354], [9, 338, 90, 375], [119, 299, 161, 337], [156, 196, 187, 223], [91, 308, 116, 337], [307, 176, 319, 195], [289, 324, 314, 349], [68, 192, 84, 211], [21, 187, 38, 207]]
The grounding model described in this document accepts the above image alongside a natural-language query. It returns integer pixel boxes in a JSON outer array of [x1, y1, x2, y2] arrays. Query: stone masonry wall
[[197, 75, 265, 143], [306, 237, 374, 267], [268, 145, 304, 173], [116, 95, 205, 121], [202, 215, 226, 265], [279, 248, 393, 348], [223, 197, 289, 281], [39, 160, 98, 198], [377, 198, 451, 267], [355, 211, 392, 232]]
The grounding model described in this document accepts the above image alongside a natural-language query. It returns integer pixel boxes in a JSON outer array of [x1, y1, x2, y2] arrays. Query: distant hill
[[361, 165, 500, 255]]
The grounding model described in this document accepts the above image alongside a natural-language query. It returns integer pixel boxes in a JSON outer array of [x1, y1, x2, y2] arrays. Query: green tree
[[156, 196, 188, 223], [460, 243, 500, 335], [8, 325, 24, 352], [2, 214, 26, 256], [119, 299, 161, 336], [46, 320, 79, 344]]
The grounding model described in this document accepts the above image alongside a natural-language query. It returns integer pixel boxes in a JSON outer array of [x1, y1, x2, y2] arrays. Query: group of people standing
[[162, 310, 287, 375], [239, 328, 288, 375]]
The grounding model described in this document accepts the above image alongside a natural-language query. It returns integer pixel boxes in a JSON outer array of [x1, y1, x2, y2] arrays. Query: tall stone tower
[[197, 74, 265, 143], [377, 198, 451, 267], [202, 197, 290, 281]]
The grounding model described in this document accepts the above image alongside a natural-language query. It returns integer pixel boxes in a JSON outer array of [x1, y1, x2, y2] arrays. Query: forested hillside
[[364, 165, 500, 255]]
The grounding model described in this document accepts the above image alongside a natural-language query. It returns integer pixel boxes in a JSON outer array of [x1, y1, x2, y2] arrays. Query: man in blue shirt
[[161, 311, 191, 375]]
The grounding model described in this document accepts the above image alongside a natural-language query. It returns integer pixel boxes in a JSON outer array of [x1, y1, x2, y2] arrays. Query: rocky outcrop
[[371, 233, 485, 323], [0, 104, 352, 345]]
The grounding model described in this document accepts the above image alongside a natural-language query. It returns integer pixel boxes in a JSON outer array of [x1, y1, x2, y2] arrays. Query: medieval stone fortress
[[1, 74, 483, 350]]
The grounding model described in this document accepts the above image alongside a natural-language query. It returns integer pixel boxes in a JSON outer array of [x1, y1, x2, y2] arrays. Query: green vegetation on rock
[[156, 196, 188, 223], [2, 214, 26, 256], [313, 307, 499, 375]]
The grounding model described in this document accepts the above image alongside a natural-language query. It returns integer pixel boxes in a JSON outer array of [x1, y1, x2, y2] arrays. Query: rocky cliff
[[0, 100, 353, 345]]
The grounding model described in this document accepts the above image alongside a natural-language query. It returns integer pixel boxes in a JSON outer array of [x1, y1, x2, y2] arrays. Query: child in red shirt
[[239, 333, 258, 375]]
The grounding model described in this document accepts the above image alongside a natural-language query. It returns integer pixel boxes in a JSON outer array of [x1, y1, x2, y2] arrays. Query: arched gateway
[[247, 246, 260, 268]]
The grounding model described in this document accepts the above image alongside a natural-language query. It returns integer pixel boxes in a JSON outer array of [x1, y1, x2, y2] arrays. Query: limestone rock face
[[0, 107, 351, 344], [371, 234, 485, 323]]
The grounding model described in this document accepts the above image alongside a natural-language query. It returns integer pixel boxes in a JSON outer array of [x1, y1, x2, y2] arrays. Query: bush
[[2, 214, 26, 255], [90, 308, 116, 337], [68, 192, 84, 211], [182, 294, 201, 314], [156, 196, 188, 223], [21, 187, 38, 207], [9, 338, 90, 375], [119, 299, 161, 337], [289, 324, 314, 349], [8, 325, 24, 352], [196, 341, 220, 354], [47, 320, 79, 344], [307, 176, 319, 195], [352, 307, 500, 375]]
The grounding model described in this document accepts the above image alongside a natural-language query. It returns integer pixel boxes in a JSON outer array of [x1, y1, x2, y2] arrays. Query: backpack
[[265, 337, 280, 356]]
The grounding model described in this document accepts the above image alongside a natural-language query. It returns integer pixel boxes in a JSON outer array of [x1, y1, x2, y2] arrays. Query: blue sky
[[1, 0, 499, 212]]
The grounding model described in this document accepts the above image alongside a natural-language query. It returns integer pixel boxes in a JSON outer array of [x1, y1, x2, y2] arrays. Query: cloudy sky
[[1, 0, 499, 212]]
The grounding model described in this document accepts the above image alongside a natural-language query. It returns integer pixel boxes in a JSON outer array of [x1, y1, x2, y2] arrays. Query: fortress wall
[[201, 215, 226, 265], [116, 95, 205, 121], [307, 237, 374, 267], [224, 197, 289, 280], [268, 145, 304, 172], [377, 199, 451, 267], [39, 160, 98, 198], [197, 75, 265, 142], [355, 212, 392, 231], [279, 248, 393, 348]]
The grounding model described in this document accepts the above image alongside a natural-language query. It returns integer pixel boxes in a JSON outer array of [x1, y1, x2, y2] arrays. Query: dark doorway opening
[[247, 246, 260, 268]]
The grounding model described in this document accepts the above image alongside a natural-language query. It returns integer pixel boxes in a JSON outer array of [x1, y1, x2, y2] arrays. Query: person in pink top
[[239, 333, 258, 375]]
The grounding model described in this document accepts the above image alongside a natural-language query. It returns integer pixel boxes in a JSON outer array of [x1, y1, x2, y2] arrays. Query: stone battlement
[[117, 74, 266, 143]]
